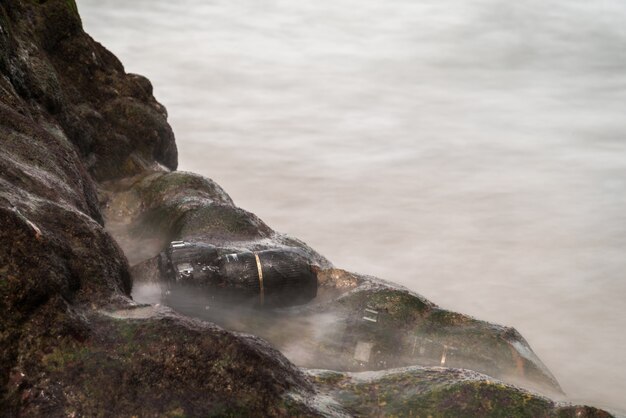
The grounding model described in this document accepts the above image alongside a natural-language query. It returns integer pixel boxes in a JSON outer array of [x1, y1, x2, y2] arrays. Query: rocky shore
[[0, 1, 616, 416]]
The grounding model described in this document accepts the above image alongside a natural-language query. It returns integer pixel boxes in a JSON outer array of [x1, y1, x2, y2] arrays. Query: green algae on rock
[[309, 368, 611, 418], [23, 308, 317, 417]]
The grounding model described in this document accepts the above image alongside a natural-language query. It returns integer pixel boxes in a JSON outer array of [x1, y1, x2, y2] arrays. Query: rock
[[305, 281, 562, 395], [2, 0, 177, 181], [11, 308, 317, 417], [309, 367, 612, 417], [0, 2, 317, 416], [149, 263, 562, 397], [101, 169, 330, 267], [0, 0, 617, 416]]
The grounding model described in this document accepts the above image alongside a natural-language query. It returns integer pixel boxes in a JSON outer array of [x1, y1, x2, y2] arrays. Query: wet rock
[[102, 169, 330, 267], [0, 0, 617, 416], [151, 264, 562, 397], [100, 97, 177, 174], [132, 238, 561, 395], [310, 367, 612, 418], [0, 1, 318, 416], [12, 309, 317, 417], [303, 280, 562, 395], [1, 0, 178, 181]]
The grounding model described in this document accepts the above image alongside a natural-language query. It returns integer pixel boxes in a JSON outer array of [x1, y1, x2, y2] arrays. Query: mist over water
[[134, 281, 349, 372], [80, 0, 626, 412]]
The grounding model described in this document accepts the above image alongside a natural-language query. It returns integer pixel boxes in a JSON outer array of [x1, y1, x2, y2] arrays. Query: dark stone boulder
[[9, 306, 318, 417], [1, 0, 177, 182]]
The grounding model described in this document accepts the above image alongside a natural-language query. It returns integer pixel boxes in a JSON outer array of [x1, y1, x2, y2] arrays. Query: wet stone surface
[[0, 0, 619, 416], [308, 368, 612, 418]]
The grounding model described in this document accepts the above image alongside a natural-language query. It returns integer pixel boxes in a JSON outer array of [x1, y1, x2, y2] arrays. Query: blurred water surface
[[80, 0, 626, 411]]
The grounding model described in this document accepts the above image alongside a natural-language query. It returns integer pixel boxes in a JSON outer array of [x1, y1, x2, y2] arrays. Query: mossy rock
[[310, 368, 612, 418], [173, 204, 273, 242], [10, 310, 318, 417], [89, 98, 176, 180], [31, 0, 83, 51], [64, 0, 78, 18], [338, 287, 434, 321], [197, 281, 555, 396], [136, 170, 234, 210]]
